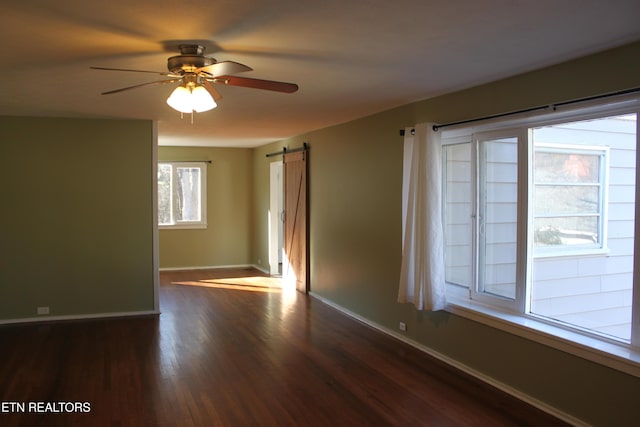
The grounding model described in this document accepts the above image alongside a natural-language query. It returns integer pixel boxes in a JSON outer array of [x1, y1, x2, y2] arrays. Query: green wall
[[158, 146, 252, 269], [0, 117, 156, 321], [252, 41, 640, 426]]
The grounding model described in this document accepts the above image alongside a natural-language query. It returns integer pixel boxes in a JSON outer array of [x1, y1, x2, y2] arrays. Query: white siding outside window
[[529, 116, 635, 341]]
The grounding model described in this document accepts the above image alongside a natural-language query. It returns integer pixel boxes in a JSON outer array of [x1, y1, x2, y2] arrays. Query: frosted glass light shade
[[166, 86, 193, 113], [166, 85, 217, 113], [191, 86, 217, 112]]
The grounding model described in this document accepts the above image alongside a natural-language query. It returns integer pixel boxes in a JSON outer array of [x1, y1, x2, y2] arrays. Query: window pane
[[176, 167, 201, 222], [534, 216, 598, 247], [534, 152, 599, 183], [479, 136, 518, 299], [530, 114, 636, 341], [444, 143, 472, 287], [158, 164, 172, 225], [534, 185, 599, 215], [532, 129, 606, 252]]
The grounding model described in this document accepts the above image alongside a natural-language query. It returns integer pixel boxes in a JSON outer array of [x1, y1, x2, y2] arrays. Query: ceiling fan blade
[[196, 61, 253, 77], [101, 79, 180, 95], [202, 80, 223, 102], [212, 76, 298, 93], [91, 66, 170, 76]]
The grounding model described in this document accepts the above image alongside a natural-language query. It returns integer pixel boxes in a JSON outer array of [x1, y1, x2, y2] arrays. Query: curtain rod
[[399, 86, 640, 136], [266, 142, 309, 158]]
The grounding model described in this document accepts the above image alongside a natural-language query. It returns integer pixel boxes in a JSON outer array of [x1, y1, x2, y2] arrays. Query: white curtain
[[398, 122, 447, 311]]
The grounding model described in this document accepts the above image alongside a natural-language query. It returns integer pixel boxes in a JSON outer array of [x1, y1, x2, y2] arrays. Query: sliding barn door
[[283, 150, 308, 293]]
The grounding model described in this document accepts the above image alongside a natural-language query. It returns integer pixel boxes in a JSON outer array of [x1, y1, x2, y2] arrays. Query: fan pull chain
[[176, 111, 195, 124]]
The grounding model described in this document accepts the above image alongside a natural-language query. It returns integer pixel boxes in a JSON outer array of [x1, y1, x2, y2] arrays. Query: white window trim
[[469, 128, 528, 313], [158, 161, 208, 230], [159, 222, 208, 230], [441, 95, 640, 377]]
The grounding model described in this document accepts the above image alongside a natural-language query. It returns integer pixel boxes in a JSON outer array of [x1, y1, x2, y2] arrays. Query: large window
[[442, 106, 638, 352], [158, 162, 207, 229]]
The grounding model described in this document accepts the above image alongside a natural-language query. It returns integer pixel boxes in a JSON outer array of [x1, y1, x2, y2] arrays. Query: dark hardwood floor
[[0, 268, 570, 426]]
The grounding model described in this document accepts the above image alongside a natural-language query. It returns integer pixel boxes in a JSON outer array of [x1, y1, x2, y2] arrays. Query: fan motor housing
[[167, 45, 216, 73], [167, 54, 216, 73]]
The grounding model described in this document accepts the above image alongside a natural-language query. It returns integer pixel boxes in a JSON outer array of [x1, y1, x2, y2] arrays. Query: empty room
[[1, 1, 640, 426]]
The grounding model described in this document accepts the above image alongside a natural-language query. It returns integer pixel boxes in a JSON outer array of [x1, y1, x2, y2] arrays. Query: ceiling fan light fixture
[[166, 84, 217, 113], [93, 45, 297, 116]]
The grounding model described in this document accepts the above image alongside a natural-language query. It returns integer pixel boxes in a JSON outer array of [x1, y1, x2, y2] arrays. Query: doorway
[[269, 161, 284, 276]]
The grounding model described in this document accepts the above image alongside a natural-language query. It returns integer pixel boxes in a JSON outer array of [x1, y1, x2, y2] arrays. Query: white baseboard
[[160, 264, 273, 275], [251, 264, 271, 275], [0, 310, 160, 326], [309, 292, 587, 427]]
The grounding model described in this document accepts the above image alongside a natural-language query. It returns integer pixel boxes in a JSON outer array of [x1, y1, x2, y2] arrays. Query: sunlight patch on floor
[[172, 276, 284, 293]]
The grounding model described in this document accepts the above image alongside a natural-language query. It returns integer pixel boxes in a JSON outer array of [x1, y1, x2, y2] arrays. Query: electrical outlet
[[399, 321, 407, 332], [37, 306, 50, 315]]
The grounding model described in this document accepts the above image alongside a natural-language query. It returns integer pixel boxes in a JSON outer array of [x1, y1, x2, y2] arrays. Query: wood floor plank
[[0, 268, 570, 426]]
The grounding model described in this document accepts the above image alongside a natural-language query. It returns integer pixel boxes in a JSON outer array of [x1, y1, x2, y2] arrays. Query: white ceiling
[[1, 0, 639, 147]]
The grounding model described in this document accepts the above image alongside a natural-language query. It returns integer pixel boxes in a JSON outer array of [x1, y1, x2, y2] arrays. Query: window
[[158, 162, 207, 229], [442, 105, 638, 357], [533, 144, 608, 256]]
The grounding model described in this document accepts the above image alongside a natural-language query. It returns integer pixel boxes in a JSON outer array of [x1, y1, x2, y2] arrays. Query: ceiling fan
[[91, 44, 298, 114]]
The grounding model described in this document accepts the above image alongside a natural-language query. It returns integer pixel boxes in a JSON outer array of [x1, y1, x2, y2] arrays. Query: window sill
[[159, 224, 207, 230], [445, 297, 640, 378]]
